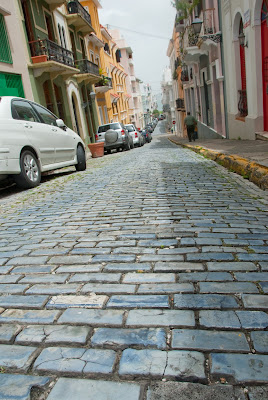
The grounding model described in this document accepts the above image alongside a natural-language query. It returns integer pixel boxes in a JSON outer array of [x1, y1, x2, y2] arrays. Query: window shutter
[[0, 14, 12, 64]]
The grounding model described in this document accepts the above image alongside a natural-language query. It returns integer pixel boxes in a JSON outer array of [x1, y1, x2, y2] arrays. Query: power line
[[106, 24, 170, 41]]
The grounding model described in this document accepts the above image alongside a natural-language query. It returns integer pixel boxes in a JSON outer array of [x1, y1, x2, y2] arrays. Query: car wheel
[[75, 145, 86, 171], [13, 150, 41, 189], [131, 142, 134, 149], [125, 141, 131, 151], [107, 149, 111, 154]]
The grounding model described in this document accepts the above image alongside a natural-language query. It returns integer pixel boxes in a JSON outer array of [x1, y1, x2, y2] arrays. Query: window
[[90, 51, 94, 62], [12, 100, 39, 122], [62, 27, 67, 49], [32, 103, 58, 126], [58, 23, 63, 47], [0, 72, 25, 97], [95, 56, 100, 66], [98, 106, 104, 125], [0, 14, 12, 64], [104, 106, 108, 123]]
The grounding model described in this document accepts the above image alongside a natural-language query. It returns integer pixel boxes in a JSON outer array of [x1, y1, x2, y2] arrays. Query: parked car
[[141, 129, 152, 143], [95, 122, 132, 153], [0, 96, 86, 189], [145, 125, 153, 134], [125, 124, 143, 147]]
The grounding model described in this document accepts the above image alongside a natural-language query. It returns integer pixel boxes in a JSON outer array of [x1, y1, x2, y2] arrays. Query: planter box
[[31, 55, 48, 64], [88, 142, 104, 158]]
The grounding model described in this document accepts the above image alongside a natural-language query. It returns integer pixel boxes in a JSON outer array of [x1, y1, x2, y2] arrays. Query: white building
[[161, 66, 174, 129], [221, 0, 268, 139]]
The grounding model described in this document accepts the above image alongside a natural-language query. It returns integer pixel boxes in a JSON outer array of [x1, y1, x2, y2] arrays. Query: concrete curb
[[168, 138, 268, 190]]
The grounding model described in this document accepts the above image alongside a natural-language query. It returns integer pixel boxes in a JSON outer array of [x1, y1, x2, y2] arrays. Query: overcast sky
[[98, 0, 176, 95]]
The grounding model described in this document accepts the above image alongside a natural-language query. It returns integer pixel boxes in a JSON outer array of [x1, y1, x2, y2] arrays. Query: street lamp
[[191, 17, 203, 34], [238, 31, 248, 48]]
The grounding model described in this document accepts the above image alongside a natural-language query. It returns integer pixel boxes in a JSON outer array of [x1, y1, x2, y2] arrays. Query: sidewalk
[[168, 135, 268, 190]]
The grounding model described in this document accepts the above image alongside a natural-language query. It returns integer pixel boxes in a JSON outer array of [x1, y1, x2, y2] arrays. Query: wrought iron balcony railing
[[67, 0, 92, 27], [184, 26, 200, 47], [176, 98, 185, 110], [181, 70, 189, 82], [75, 59, 99, 76], [238, 90, 248, 117], [29, 38, 75, 67]]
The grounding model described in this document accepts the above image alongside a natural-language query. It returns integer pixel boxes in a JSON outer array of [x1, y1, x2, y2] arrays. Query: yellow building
[[81, 1, 130, 128]]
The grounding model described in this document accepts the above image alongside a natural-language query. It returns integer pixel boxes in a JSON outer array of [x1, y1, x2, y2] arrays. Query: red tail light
[[135, 132, 138, 138], [95, 134, 98, 140], [121, 130, 125, 135]]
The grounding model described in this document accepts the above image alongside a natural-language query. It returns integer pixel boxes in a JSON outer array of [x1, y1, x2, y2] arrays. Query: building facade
[[0, 1, 33, 99], [221, 0, 268, 139]]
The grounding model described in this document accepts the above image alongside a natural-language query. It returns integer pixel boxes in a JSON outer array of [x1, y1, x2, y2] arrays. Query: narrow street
[[0, 121, 268, 399]]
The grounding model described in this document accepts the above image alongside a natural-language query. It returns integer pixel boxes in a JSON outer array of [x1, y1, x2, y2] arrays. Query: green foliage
[[153, 109, 160, 116], [172, 0, 200, 21]]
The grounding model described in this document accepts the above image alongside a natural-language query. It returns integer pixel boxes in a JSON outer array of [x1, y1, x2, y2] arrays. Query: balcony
[[175, 19, 185, 33], [66, 1, 95, 35], [74, 59, 100, 84], [238, 90, 248, 117], [200, 9, 222, 44], [182, 25, 208, 62], [181, 70, 189, 83], [95, 76, 113, 93], [176, 98, 185, 111], [29, 38, 78, 79], [45, 0, 65, 10]]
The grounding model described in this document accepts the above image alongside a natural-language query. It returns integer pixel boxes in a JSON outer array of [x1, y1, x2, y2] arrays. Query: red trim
[[262, 1, 268, 131]]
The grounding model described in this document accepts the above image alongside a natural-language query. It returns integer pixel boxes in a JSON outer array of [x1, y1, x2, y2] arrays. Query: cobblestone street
[[0, 123, 268, 399]]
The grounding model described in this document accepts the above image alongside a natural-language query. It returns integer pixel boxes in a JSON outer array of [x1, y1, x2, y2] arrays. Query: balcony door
[[21, 0, 35, 43], [262, 0, 268, 131], [45, 13, 55, 42]]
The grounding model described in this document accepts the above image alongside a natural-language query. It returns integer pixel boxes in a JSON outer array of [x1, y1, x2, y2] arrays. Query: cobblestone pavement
[[0, 122, 268, 399]]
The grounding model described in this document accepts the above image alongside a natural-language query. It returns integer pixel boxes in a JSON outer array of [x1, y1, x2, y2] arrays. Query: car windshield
[[98, 123, 120, 133], [126, 126, 134, 131]]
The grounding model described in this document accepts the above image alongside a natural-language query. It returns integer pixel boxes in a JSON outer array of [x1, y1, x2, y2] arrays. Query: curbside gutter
[[168, 138, 268, 190]]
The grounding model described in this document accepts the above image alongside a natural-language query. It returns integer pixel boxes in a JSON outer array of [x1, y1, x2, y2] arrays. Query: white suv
[[125, 124, 143, 147], [95, 122, 133, 153]]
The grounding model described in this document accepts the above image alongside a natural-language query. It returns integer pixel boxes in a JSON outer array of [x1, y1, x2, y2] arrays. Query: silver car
[[125, 124, 143, 147], [95, 122, 132, 153]]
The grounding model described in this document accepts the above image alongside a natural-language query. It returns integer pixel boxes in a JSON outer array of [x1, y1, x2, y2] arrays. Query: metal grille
[[0, 14, 12, 64], [0, 72, 25, 97]]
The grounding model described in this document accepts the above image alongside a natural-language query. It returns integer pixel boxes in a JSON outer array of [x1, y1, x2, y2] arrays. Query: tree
[[172, 0, 200, 21], [153, 109, 160, 117]]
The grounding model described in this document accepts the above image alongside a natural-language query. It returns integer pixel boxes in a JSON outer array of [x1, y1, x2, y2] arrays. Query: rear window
[[125, 125, 134, 132], [98, 123, 120, 133]]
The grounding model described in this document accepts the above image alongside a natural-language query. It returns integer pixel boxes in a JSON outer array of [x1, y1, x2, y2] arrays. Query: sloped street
[[0, 122, 268, 399]]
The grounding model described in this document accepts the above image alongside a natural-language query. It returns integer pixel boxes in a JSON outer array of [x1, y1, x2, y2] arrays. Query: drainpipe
[[218, 0, 229, 139]]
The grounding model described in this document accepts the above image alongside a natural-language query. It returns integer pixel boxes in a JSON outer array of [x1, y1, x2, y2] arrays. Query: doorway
[[72, 94, 81, 137]]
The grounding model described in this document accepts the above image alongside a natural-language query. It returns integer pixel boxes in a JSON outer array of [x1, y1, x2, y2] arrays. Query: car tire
[[13, 150, 41, 189], [75, 145, 86, 171], [125, 141, 131, 151]]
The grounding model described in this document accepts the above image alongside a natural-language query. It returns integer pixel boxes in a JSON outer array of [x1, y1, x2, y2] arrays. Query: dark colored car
[[141, 129, 152, 143]]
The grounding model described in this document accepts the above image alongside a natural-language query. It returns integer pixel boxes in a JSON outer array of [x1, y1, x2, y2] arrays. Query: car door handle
[[24, 123, 32, 129]]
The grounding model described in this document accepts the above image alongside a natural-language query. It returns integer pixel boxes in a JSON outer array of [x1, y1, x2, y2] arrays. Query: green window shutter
[[0, 73, 25, 97], [0, 14, 12, 64]]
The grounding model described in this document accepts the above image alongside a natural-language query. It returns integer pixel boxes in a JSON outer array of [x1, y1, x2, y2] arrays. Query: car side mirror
[[56, 119, 67, 130]]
